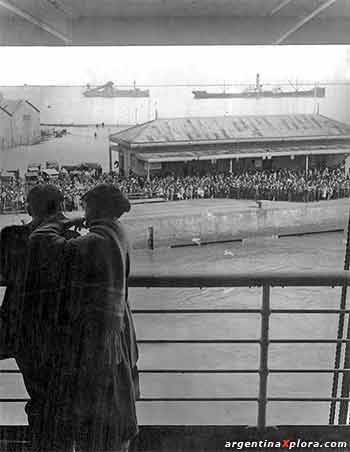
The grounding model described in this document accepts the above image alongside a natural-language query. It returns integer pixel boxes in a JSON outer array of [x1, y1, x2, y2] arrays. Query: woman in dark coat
[[59, 184, 139, 452]]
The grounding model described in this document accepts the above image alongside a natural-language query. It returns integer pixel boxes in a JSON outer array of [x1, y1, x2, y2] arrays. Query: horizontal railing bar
[[270, 339, 350, 343], [139, 397, 258, 402], [4, 363, 350, 374], [132, 309, 350, 314], [270, 368, 350, 373], [133, 309, 261, 314], [129, 271, 350, 288], [4, 271, 350, 291], [140, 368, 350, 374], [137, 339, 350, 344], [3, 272, 350, 290], [140, 397, 350, 402], [3, 368, 348, 375], [139, 397, 350, 402], [3, 397, 350, 403], [135, 340, 350, 345], [269, 397, 350, 402], [138, 339, 260, 343], [271, 309, 350, 314], [0, 369, 256, 374], [139, 369, 259, 373]]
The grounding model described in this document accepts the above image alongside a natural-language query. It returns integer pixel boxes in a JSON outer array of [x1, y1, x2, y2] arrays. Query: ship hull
[[84, 90, 150, 98], [193, 88, 326, 99]]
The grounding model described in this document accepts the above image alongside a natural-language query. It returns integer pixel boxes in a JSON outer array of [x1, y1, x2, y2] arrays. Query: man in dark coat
[[59, 184, 139, 452], [1, 184, 82, 452], [0, 223, 33, 359]]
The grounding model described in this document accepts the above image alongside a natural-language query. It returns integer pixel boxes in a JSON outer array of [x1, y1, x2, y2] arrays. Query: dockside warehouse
[[0, 96, 40, 149], [109, 114, 350, 177]]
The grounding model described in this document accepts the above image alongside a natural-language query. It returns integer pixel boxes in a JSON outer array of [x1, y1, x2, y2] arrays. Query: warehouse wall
[[11, 102, 40, 146], [0, 111, 13, 149], [0, 102, 40, 149]]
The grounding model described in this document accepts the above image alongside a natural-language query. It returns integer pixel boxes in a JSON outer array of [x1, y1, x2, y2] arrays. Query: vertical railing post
[[258, 284, 270, 430], [338, 311, 350, 424], [329, 209, 350, 424]]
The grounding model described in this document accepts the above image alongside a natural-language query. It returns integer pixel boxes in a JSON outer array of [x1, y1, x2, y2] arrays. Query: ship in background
[[193, 74, 326, 99], [83, 81, 150, 98]]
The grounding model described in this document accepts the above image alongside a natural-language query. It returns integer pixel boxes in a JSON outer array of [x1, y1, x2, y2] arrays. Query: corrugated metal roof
[[0, 99, 23, 116], [110, 114, 350, 146], [0, 105, 11, 117]]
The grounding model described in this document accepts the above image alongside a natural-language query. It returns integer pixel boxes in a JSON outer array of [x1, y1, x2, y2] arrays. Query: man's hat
[[81, 183, 130, 217]]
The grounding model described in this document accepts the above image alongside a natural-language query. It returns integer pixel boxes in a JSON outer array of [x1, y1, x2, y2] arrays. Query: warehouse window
[[23, 114, 31, 120]]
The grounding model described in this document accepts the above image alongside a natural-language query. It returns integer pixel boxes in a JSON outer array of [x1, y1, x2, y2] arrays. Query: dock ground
[[2, 197, 350, 226]]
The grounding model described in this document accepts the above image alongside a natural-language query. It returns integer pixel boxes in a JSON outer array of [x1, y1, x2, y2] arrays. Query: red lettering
[[282, 439, 289, 448]]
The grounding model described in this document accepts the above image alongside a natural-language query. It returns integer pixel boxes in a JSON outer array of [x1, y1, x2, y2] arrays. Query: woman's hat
[[81, 183, 131, 217]]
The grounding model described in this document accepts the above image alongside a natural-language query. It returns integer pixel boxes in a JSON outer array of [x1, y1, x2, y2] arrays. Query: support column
[[125, 151, 130, 176], [305, 154, 309, 173], [345, 155, 350, 176], [109, 146, 113, 173], [147, 162, 150, 181], [229, 159, 233, 173]]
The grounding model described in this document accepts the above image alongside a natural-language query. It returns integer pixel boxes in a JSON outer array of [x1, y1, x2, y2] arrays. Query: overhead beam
[[0, 0, 71, 43], [72, 17, 294, 46], [270, 0, 295, 16], [1, 13, 349, 46], [72, 16, 350, 46], [274, 0, 337, 44]]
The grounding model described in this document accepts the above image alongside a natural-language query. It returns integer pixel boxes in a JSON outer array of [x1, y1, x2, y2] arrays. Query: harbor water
[[0, 84, 349, 125], [1, 231, 349, 426]]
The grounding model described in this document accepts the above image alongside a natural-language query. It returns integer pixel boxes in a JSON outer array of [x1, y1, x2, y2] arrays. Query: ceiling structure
[[0, 0, 350, 45]]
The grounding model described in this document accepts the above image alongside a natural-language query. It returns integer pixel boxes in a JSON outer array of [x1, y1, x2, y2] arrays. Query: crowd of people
[[0, 180, 26, 213], [1, 166, 350, 213], [113, 167, 350, 203]]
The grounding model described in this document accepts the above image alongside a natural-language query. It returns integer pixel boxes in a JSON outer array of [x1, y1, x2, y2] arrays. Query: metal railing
[[2, 271, 350, 429]]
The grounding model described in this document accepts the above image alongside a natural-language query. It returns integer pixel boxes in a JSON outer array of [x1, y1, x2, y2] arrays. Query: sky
[[1, 45, 350, 86]]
